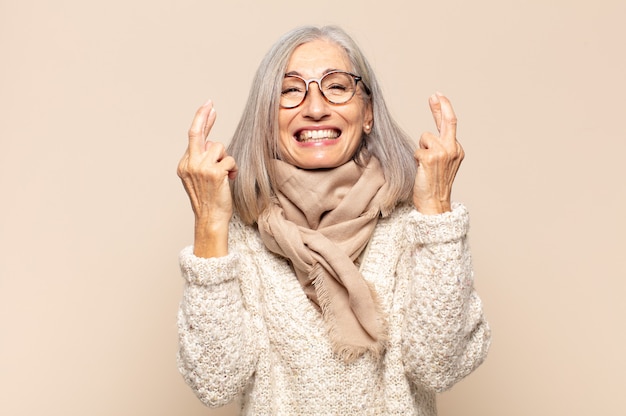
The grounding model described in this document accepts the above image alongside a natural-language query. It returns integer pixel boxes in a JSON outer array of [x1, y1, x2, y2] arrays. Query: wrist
[[193, 218, 229, 258], [412, 198, 451, 215]]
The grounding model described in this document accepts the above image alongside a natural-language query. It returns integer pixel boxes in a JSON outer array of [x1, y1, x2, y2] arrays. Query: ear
[[363, 102, 374, 134]]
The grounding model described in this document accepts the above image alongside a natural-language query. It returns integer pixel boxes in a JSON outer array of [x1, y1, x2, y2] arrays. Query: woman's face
[[278, 39, 373, 170]]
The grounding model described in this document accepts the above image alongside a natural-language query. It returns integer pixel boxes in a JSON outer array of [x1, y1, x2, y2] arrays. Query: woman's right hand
[[177, 100, 238, 258]]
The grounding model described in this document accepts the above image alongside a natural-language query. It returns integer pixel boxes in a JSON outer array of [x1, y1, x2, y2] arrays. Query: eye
[[326, 83, 348, 91], [321, 72, 355, 96], [281, 86, 304, 95], [281, 77, 305, 96]]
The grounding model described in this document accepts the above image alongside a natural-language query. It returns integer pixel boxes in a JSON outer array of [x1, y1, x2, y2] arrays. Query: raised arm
[[176, 102, 257, 406], [177, 100, 238, 258], [401, 94, 489, 391]]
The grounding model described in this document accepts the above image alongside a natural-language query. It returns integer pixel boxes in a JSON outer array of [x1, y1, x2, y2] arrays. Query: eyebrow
[[284, 68, 343, 77]]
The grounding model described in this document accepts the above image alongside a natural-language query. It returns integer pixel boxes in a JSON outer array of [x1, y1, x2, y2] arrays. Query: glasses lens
[[321, 72, 357, 104], [280, 76, 306, 108]]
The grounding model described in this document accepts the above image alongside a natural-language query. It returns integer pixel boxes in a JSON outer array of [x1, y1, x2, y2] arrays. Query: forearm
[[400, 204, 490, 392], [177, 247, 257, 406]]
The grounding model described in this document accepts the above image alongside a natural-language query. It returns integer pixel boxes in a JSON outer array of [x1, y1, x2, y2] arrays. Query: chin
[[293, 156, 348, 170]]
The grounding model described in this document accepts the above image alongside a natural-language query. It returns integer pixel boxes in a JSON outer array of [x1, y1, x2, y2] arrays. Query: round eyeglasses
[[280, 70, 369, 109]]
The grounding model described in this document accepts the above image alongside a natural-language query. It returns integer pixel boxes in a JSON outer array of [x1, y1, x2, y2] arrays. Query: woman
[[176, 25, 490, 415]]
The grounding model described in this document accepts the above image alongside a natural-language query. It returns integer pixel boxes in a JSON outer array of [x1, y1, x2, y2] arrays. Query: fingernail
[[203, 99, 213, 107], [430, 93, 440, 104]]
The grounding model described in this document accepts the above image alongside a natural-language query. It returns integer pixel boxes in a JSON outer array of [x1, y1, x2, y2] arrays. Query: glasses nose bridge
[[304, 77, 326, 101], [298, 77, 330, 110]]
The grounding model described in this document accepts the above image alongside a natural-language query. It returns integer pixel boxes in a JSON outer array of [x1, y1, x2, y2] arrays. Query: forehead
[[285, 39, 352, 77]]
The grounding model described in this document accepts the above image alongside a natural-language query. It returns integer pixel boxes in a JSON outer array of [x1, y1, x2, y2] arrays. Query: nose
[[301, 82, 331, 120]]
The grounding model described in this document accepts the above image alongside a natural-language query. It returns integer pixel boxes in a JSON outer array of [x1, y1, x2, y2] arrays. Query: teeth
[[297, 129, 339, 142]]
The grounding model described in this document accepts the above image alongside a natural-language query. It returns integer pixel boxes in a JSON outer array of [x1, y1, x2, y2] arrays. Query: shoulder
[[228, 214, 273, 262], [229, 214, 260, 244], [377, 201, 417, 231], [367, 202, 416, 253]]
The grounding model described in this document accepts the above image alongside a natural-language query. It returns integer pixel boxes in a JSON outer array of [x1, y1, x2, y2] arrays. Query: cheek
[[347, 99, 370, 127], [278, 113, 288, 135], [345, 109, 367, 136], [277, 116, 291, 149], [278, 110, 296, 137]]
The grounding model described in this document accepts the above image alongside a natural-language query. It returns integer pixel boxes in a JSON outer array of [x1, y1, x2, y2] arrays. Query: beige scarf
[[258, 156, 390, 362]]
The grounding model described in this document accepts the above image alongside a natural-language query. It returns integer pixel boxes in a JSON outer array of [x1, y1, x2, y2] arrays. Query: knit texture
[[177, 202, 491, 415]]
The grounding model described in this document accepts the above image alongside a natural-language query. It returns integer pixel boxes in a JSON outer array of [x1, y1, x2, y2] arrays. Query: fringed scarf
[[258, 156, 391, 362]]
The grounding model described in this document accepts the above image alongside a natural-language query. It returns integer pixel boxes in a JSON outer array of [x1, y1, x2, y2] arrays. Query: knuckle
[[457, 145, 465, 160], [423, 152, 440, 164], [223, 155, 237, 167], [420, 132, 434, 142], [188, 126, 202, 139], [176, 159, 188, 178], [198, 162, 225, 182], [210, 141, 226, 153]]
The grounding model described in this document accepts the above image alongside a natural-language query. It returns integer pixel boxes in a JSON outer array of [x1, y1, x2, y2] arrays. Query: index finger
[[188, 100, 216, 155], [434, 93, 457, 141]]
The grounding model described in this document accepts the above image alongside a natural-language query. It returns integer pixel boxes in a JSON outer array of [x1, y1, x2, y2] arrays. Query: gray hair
[[228, 25, 417, 224]]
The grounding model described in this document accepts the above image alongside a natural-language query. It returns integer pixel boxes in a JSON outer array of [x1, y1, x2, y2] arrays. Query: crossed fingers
[[428, 92, 457, 144], [180, 100, 238, 181]]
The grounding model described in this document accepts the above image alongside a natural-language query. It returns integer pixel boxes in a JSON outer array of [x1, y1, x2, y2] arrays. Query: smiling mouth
[[296, 129, 341, 143]]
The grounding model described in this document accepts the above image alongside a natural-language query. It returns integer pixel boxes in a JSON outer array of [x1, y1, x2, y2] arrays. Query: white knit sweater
[[177, 202, 490, 415]]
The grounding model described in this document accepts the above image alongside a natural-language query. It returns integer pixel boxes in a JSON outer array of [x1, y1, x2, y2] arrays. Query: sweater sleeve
[[399, 203, 491, 393], [177, 246, 258, 407]]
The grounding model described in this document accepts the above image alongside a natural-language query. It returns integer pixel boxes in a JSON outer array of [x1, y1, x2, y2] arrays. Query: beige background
[[1, 0, 625, 415]]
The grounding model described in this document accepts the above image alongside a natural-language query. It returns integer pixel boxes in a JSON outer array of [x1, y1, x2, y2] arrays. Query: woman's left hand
[[412, 93, 465, 215]]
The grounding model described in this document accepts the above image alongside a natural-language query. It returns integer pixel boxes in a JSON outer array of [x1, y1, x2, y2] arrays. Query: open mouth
[[295, 129, 341, 143]]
